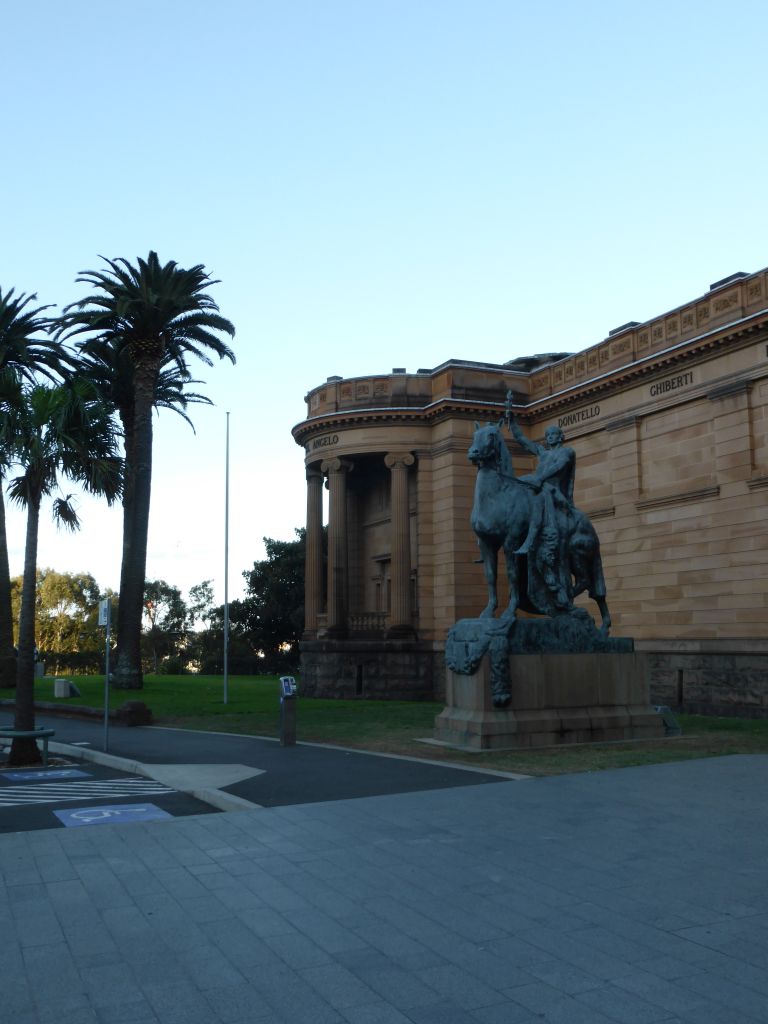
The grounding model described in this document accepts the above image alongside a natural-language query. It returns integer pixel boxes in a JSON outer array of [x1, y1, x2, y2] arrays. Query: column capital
[[384, 452, 415, 470], [306, 465, 324, 482], [321, 456, 354, 475]]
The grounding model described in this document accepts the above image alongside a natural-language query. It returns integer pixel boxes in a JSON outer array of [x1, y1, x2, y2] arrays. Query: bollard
[[279, 676, 298, 746], [653, 704, 682, 736]]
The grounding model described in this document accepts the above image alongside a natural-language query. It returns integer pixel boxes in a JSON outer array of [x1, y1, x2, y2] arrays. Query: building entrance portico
[[299, 443, 431, 699], [303, 449, 418, 640]]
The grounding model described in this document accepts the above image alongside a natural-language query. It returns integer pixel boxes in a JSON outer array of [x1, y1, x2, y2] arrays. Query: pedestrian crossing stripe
[[0, 777, 174, 807]]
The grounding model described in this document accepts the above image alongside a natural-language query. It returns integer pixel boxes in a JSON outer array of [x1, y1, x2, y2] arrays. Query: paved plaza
[[0, 750, 766, 1023]]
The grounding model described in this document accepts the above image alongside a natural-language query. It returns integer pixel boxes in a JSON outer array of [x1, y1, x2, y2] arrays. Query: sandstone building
[[292, 268, 768, 715]]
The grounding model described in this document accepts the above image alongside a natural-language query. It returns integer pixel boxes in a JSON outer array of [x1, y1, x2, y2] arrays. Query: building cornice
[[293, 305, 768, 447], [525, 309, 768, 417], [292, 398, 512, 447]]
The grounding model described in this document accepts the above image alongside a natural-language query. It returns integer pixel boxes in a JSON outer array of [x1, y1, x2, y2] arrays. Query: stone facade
[[298, 638, 442, 701], [292, 269, 768, 713]]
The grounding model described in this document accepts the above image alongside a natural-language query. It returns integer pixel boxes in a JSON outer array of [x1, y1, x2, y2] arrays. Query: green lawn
[[3, 674, 768, 776], [2, 674, 439, 746]]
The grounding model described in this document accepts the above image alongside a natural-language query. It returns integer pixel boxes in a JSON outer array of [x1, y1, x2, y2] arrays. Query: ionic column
[[322, 457, 353, 637], [303, 466, 324, 637], [385, 452, 416, 638]]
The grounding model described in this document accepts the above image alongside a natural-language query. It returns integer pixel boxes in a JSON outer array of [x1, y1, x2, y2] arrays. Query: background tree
[[142, 579, 188, 673], [5, 380, 121, 764], [187, 579, 214, 628], [183, 580, 230, 673], [57, 252, 235, 690], [186, 601, 258, 675], [36, 569, 101, 652], [0, 288, 73, 686], [229, 530, 307, 673], [7, 569, 108, 675]]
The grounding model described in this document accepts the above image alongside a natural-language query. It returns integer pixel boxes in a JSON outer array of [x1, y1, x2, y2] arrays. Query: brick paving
[[1, 754, 766, 1023]]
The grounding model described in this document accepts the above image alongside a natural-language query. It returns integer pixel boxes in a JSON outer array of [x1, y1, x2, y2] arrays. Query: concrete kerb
[[47, 740, 263, 813]]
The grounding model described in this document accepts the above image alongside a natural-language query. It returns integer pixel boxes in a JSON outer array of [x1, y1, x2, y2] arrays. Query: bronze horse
[[468, 420, 611, 632]]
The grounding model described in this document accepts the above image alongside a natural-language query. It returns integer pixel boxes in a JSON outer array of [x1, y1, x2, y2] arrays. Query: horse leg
[[593, 594, 612, 635], [499, 541, 520, 623], [570, 518, 611, 632], [584, 555, 611, 634], [478, 538, 499, 618]]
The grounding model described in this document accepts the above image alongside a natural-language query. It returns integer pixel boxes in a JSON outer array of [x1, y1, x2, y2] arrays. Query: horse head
[[468, 420, 505, 469]]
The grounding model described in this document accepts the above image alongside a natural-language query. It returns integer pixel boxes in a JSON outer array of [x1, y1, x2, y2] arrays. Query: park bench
[[0, 727, 56, 767]]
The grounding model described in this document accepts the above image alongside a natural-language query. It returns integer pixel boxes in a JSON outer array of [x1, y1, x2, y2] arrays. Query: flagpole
[[223, 411, 230, 705]]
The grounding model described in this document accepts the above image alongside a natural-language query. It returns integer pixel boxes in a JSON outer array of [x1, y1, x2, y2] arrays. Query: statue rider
[[505, 390, 575, 608]]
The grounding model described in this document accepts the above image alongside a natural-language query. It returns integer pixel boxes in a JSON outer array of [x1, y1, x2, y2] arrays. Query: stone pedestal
[[300, 638, 440, 701], [434, 652, 664, 750]]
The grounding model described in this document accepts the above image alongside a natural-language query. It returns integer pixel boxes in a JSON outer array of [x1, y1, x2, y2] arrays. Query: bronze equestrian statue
[[468, 406, 611, 633]]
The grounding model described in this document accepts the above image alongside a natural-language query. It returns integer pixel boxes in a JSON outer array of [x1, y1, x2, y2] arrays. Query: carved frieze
[[712, 289, 739, 315], [611, 336, 632, 359]]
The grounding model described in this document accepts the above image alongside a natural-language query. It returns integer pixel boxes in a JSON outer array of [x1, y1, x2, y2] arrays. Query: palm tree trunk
[[9, 493, 42, 766], [113, 359, 157, 689], [113, 490, 142, 688], [0, 478, 17, 687]]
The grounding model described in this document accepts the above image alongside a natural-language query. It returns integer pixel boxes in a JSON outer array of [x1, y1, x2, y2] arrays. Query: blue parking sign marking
[[54, 803, 172, 827], [3, 769, 91, 782]]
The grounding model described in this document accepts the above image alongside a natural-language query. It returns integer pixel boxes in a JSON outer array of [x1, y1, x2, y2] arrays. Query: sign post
[[223, 411, 230, 705], [279, 676, 297, 746], [98, 598, 112, 752]]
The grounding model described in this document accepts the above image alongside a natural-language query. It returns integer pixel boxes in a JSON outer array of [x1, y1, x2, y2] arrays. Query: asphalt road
[[30, 713, 512, 807]]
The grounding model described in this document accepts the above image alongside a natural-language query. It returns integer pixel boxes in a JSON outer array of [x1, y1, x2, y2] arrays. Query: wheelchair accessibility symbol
[[54, 803, 172, 827], [3, 769, 90, 782]]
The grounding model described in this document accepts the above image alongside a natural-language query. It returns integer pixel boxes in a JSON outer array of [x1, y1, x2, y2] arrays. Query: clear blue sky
[[3, 0, 767, 605]]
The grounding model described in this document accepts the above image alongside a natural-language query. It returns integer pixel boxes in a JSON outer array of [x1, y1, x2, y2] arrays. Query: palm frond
[[0, 286, 73, 384], [7, 381, 123, 513], [52, 496, 81, 532], [56, 252, 235, 367]]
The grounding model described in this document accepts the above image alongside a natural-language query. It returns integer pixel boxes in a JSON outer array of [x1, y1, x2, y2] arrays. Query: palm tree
[[4, 379, 121, 764], [0, 287, 69, 384], [57, 252, 235, 690], [0, 287, 74, 688], [78, 340, 216, 437], [0, 370, 22, 689]]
